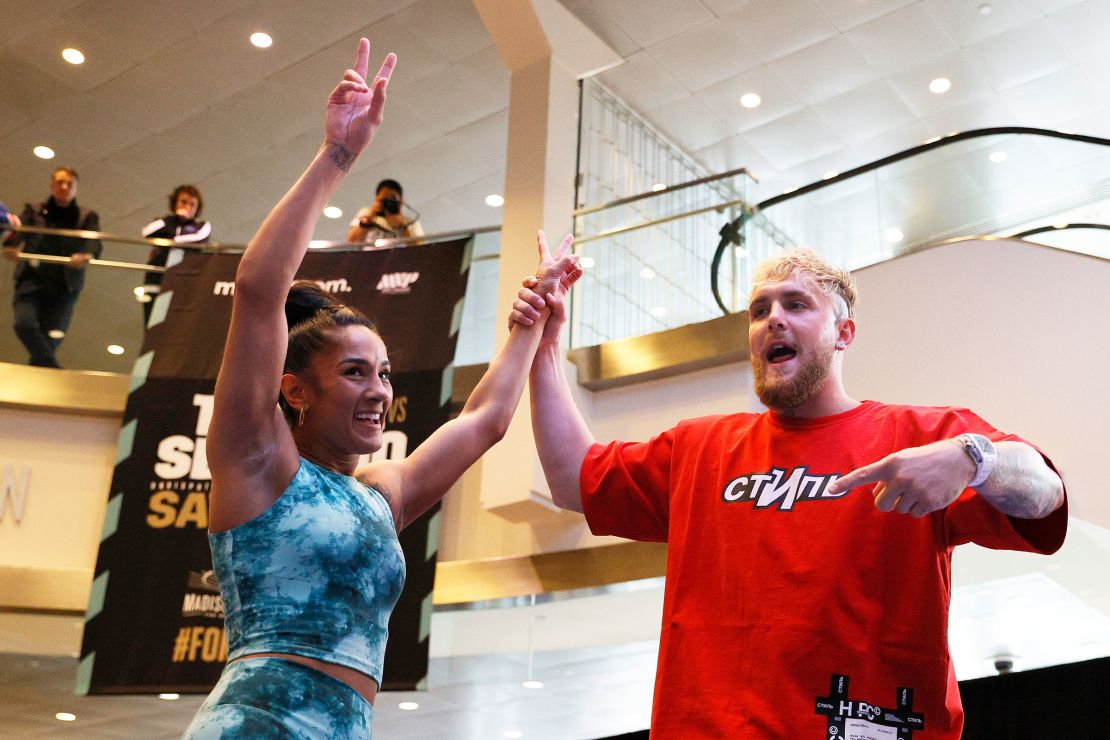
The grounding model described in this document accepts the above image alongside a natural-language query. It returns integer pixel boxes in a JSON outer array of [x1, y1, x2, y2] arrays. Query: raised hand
[[324, 39, 396, 169], [825, 439, 977, 517]]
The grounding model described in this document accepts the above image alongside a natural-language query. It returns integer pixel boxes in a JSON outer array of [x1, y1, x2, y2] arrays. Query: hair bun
[[285, 279, 339, 329]]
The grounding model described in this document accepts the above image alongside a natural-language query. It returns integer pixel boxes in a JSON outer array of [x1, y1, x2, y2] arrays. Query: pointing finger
[[826, 461, 887, 495]]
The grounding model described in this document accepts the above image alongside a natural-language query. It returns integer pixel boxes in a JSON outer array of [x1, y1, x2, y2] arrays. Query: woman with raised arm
[[182, 39, 579, 739]]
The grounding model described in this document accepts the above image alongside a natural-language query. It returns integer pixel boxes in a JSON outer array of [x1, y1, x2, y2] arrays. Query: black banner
[[78, 238, 471, 693]]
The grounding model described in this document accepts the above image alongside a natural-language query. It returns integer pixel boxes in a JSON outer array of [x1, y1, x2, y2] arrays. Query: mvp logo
[[721, 466, 844, 511], [376, 271, 419, 294]]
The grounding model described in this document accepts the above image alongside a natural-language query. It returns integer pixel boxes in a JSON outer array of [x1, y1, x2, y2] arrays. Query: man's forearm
[[530, 343, 594, 514], [976, 441, 1064, 519]]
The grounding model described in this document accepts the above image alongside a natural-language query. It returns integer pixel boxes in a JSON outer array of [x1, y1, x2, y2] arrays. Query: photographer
[[346, 178, 423, 243]]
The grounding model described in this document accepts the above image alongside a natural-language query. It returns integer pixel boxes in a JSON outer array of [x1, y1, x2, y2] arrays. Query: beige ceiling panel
[[718, 0, 838, 65], [0, 49, 82, 121], [693, 134, 776, 181], [769, 35, 879, 106], [595, 51, 687, 113], [925, 0, 1042, 46], [812, 0, 917, 32], [696, 66, 805, 135], [594, 0, 714, 48], [391, 0, 493, 63], [965, 20, 1072, 92], [886, 52, 996, 119], [741, 108, 845, 170], [812, 80, 916, 145], [1047, 0, 1110, 61], [645, 19, 759, 94], [644, 95, 733, 153], [1000, 65, 1108, 128], [557, 0, 643, 57], [846, 3, 958, 74]]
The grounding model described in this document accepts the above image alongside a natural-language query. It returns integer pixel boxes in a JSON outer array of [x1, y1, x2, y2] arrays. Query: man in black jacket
[[2, 167, 102, 367]]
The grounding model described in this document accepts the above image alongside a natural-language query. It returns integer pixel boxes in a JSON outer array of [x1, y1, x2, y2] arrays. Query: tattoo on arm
[[981, 449, 1062, 519], [328, 143, 355, 172]]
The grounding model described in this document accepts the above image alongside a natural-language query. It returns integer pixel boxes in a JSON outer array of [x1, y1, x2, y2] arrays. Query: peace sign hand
[[325, 39, 396, 164]]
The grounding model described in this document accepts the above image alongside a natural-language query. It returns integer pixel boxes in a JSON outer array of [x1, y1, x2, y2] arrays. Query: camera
[[379, 198, 401, 215], [993, 657, 1014, 674]]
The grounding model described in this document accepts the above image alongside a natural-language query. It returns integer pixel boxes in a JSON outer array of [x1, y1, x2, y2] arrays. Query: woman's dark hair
[[169, 184, 204, 217], [279, 280, 379, 425], [375, 179, 402, 196]]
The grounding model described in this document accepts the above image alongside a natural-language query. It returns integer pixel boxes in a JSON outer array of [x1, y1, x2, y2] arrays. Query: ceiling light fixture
[[651, 183, 666, 192], [522, 680, 544, 689], [978, 3, 992, 15], [62, 48, 85, 65], [884, 227, 905, 244], [579, 256, 595, 269], [322, 205, 343, 219], [929, 77, 951, 94], [485, 194, 504, 207], [250, 32, 273, 48], [740, 93, 762, 109], [33, 145, 55, 159], [399, 701, 419, 711], [989, 150, 1008, 163], [56, 713, 77, 722], [650, 306, 667, 318], [734, 245, 748, 257], [107, 344, 125, 355], [640, 267, 656, 279], [158, 693, 180, 701]]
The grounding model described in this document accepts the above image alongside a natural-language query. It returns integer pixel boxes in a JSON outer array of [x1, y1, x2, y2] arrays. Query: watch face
[[966, 444, 984, 464]]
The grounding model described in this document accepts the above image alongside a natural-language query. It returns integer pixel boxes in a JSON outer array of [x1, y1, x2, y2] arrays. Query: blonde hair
[[751, 247, 857, 320]]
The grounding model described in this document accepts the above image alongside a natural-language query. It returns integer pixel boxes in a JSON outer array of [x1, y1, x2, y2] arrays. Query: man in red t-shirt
[[509, 248, 1066, 739]]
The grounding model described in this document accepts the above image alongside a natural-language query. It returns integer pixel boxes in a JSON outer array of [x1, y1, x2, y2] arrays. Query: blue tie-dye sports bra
[[209, 457, 406, 684]]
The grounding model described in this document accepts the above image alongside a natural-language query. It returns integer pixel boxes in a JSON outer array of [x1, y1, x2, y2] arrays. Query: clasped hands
[[508, 230, 582, 338]]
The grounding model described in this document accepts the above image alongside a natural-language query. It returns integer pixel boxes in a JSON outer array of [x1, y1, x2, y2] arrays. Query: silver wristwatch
[[955, 433, 997, 488]]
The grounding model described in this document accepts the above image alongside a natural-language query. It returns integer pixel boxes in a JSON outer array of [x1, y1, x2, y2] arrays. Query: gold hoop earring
[[298, 406, 307, 427]]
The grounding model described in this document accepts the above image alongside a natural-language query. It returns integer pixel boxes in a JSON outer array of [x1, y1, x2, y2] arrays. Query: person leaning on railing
[[2, 167, 102, 368], [140, 184, 212, 321]]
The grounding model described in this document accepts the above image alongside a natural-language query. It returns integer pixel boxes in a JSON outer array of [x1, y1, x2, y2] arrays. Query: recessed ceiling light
[[56, 713, 77, 722], [929, 77, 951, 94], [48, 329, 66, 340], [651, 183, 666, 192], [884, 227, 904, 244], [107, 344, 125, 355], [640, 267, 656, 279], [250, 32, 273, 48], [398, 701, 419, 711], [485, 193, 504, 207], [1052, 222, 1068, 229], [522, 680, 544, 689], [33, 145, 55, 159], [978, 3, 992, 15], [322, 205, 343, 219], [158, 693, 180, 701], [579, 256, 595, 269], [734, 245, 748, 257], [740, 93, 761, 109], [822, 171, 839, 180], [62, 48, 85, 65], [989, 150, 1008, 163], [650, 306, 667, 318]]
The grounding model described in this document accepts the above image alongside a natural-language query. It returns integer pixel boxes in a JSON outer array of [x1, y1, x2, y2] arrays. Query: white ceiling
[[3, 0, 1110, 371]]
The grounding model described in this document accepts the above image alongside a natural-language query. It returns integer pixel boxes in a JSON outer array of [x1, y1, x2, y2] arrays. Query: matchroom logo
[[376, 271, 420, 294]]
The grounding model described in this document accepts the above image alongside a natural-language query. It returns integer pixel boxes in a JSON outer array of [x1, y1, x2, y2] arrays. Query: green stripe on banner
[[440, 364, 455, 408], [460, 236, 474, 274], [86, 571, 109, 622], [419, 591, 434, 643], [74, 652, 95, 695], [100, 494, 123, 542], [115, 419, 137, 465], [128, 350, 154, 393], [424, 510, 440, 561], [148, 290, 172, 328], [449, 297, 464, 338]]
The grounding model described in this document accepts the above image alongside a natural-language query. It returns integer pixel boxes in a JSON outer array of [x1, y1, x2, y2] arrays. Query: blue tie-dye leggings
[[181, 657, 374, 738]]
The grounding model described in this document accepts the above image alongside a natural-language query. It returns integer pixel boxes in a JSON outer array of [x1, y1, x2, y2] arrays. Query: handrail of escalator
[[710, 126, 1110, 315], [1010, 222, 1110, 239]]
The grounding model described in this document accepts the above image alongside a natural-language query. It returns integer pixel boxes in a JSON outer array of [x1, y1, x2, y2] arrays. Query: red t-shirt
[[581, 401, 1067, 739]]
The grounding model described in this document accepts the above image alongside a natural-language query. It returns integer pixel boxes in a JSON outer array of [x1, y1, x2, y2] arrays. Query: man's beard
[[753, 341, 835, 411]]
